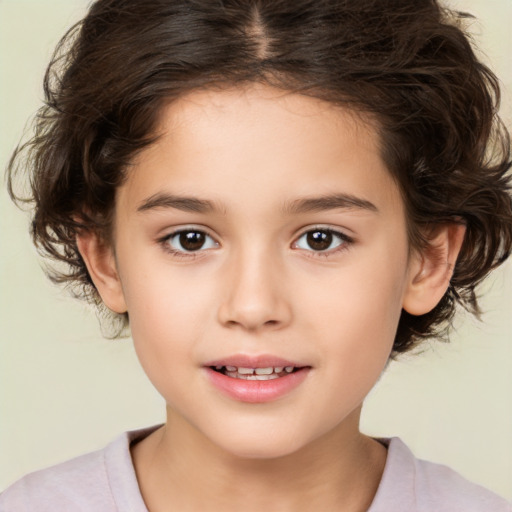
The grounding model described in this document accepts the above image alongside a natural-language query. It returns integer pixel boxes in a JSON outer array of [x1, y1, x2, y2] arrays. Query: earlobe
[[402, 223, 466, 316], [76, 231, 127, 314]]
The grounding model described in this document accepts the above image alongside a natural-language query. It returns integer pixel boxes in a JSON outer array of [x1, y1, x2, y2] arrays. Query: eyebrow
[[137, 192, 378, 215], [137, 193, 218, 214], [283, 193, 379, 215]]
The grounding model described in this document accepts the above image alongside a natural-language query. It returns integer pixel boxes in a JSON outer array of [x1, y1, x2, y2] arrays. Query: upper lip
[[204, 354, 308, 369]]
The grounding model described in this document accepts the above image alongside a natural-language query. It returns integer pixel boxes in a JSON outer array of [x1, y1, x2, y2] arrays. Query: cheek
[[118, 257, 218, 397], [121, 250, 210, 332], [298, 241, 408, 372], [301, 251, 406, 337], [294, 254, 407, 428], [116, 257, 198, 380], [312, 286, 398, 393]]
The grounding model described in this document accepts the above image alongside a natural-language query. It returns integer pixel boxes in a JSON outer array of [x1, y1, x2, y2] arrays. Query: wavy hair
[[8, 0, 512, 353]]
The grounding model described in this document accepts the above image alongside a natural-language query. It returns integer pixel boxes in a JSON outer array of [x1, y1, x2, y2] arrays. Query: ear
[[402, 223, 466, 316], [76, 230, 127, 314]]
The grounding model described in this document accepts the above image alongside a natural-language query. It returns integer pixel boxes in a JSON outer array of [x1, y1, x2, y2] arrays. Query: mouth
[[210, 365, 303, 380], [204, 357, 311, 403]]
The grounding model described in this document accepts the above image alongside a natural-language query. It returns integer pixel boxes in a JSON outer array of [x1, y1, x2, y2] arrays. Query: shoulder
[[0, 447, 112, 512], [412, 452, 512, 512], [0, 427, 157, 512], [369, 437, 512, 512]]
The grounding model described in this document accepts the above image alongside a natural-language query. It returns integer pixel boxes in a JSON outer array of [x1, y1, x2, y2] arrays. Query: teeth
[[245, 374, 280, 380], [255, 367, 273, 375], [221, 365, 298, 379], [218, 365, 299, 378]]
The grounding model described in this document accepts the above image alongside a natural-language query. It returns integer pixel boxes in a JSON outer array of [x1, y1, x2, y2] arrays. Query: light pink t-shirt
[[1, 426, 510, 511]]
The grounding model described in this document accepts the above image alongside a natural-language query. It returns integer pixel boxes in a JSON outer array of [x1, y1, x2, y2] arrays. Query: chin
[[207, 423, 315, 461], [223, 438, 303, 460]]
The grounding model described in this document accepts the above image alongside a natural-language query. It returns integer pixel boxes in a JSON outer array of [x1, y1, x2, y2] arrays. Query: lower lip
[[204, 367, 310, 403]]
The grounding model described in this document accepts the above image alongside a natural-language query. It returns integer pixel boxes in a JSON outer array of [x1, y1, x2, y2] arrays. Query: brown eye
[[294, 228, 349, 253], [179, 231, 206, 251], [306, 230, 333, 251], [165, 230, 217, 253]]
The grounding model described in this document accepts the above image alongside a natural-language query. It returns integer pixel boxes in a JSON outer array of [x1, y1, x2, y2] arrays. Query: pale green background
[[1, 0, 511, 501]]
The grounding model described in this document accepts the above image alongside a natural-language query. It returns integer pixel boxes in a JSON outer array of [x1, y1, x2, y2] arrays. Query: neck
[[132, 407, 386, 512]]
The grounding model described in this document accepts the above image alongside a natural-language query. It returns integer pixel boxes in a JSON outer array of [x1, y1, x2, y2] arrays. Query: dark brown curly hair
[[7, 0, 512, 354]]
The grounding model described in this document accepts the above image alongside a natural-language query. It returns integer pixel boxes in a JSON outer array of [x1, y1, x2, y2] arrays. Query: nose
[[217, 247, 292, 332]]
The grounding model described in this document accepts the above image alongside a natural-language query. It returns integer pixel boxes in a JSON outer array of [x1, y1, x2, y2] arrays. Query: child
[[1, 0, 511, 510]]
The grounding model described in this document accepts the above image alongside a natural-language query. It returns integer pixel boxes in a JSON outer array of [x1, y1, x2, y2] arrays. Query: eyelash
[[293, 227, 354, 258], [158, 226, 354, 260], [158, 228, 218, 260]]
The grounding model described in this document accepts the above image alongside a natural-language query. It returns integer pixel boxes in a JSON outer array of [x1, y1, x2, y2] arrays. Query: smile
[[211, 365, 298, 380], [204, 357, 311, 403]]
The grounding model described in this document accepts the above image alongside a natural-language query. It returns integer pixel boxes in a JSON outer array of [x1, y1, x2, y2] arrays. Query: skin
[[77, 84, 465, 511]]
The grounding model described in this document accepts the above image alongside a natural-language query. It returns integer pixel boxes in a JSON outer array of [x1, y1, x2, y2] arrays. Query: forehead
[[120, 84, 402, 218], [153, 84, 380, 161]]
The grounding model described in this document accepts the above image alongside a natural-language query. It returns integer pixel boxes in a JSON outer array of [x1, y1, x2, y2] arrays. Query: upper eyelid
[[159, 225, 354, 246], [158, 227, 219, 251], [294, 225, 353, 240], [158, 230, 217, 259], [291, 228, 354, 258], [161, 225, 217, 239]]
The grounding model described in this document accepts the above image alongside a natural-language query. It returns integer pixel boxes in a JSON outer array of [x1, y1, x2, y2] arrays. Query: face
[[110, 84, 415, 458]]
